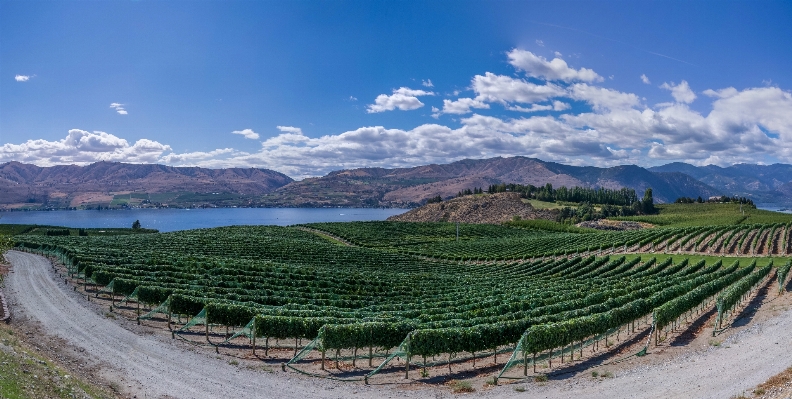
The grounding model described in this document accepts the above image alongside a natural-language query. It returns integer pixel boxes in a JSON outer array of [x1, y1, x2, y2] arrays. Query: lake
[[0, 208, 409, 232]]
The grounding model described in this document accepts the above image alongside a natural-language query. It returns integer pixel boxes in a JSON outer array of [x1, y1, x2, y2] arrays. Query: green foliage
[[612, 203, 792, 227], [653, 260, 750, 329], [503, 218, 594, 233], [207, 302, 260, 327], [488, 183, 639, 206], [320, 321, 416, 350], [137, 286, 173, 306], [717, 263, 772, 321], [11, 222, 789, 364], [170, 293, 205, 316], [112, 278, 140, 296], [778, 260, 791, 294]]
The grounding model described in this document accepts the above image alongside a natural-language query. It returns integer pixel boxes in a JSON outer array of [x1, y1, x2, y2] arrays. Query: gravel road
[[6, 250, 792, 399]]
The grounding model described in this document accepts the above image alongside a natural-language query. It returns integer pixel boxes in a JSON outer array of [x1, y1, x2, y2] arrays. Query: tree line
[[486, 183, 639, 206]]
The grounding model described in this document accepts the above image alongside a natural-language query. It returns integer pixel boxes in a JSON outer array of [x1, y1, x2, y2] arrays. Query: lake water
[[757, 206, 792, 214], [0, 208, 409, 232]]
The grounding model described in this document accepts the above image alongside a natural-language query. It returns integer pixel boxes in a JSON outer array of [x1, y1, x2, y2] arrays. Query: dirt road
[[5, 250, 792, 398]]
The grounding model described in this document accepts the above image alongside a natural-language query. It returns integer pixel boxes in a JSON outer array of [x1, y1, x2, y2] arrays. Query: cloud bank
[[232, 129, 260, 140], [367, 87, 434, 113], [3, 49, 792, 179]]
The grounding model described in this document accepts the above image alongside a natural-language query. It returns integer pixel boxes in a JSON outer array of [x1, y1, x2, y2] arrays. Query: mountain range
[[648, 162, 792, 206], [0, 157, 789, 209]]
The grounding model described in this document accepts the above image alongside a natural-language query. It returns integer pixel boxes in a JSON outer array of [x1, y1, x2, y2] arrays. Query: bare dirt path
[[5, 250, 792, 399]]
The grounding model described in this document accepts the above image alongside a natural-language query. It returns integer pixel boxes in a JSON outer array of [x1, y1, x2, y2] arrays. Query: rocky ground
[[387, 192, 557, 224]]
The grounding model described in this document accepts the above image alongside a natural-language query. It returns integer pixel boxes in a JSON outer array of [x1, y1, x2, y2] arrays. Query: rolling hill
[[5, 157, 789, 210], [0, 161, 293, 209]]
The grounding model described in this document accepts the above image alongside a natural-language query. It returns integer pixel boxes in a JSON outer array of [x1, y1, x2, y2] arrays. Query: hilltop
[[386, 192, 557, 224], [266, 156, 720, 207]]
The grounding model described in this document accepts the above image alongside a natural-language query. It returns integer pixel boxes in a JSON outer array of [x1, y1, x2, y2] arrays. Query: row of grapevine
[[715, 263, 773, 331]]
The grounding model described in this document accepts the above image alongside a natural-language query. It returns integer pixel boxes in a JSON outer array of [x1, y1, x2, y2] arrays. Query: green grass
[[0, 225, 39, 236], [0, 224, 157, 236], [504, 218, 595, 233], [525, 199, 566, 210], [610, 203, 792, 227]]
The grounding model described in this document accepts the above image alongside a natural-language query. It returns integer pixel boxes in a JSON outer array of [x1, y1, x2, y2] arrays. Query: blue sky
[[2, 1, 792, 178]]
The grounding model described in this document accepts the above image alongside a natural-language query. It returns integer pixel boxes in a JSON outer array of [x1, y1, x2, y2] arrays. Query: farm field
[[6, 206, 792, 388]]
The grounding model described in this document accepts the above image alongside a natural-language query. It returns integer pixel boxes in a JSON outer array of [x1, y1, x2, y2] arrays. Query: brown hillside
[[0, 161, 293, 208], [387, 192, 557, 224]]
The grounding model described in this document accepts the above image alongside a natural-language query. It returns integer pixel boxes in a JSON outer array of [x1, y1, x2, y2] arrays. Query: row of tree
[[487, 183, 640, 206], [556, 188, 656, 223]]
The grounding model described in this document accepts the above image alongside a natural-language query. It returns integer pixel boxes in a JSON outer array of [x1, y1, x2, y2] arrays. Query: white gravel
[[6, 250, 792, 399]]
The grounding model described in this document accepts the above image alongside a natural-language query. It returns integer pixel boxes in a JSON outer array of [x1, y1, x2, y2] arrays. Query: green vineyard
[[10, 219, 792, 382]]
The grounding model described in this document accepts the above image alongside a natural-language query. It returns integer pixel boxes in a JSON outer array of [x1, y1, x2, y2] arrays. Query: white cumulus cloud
[[660, 80, 697, 104], [15, 75, 32, 82], [508, 49, 603, 83], [472, 72, 565, 104], [0, 129, 171, 166], [110, 103, 128, 115], [422, 79, 434, 87], [568, 83, 641, 112], [508, 101, 571, 113], [5, 51, 792, 178], [433, 97, 490, 117], [640, 74, 651, 84], [231, 129, 260, 140], [366, 87, 435, 113]]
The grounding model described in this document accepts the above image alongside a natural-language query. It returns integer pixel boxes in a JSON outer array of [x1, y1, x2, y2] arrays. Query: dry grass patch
[[447, 379, 475, 393], [753, 366, 792, 398]]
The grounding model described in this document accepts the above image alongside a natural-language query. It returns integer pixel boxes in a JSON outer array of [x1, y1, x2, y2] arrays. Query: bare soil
[[387, 192, 557, 224], [5, 250, 792, 399]]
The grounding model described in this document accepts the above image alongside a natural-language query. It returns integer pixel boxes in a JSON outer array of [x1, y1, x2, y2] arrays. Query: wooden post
[[321, 350, 325, 370], [252, 318, 257, 356], [533, 353, 537, 373], [205, 308, 210, 344], [405, 356, 409, 379], [523, 350, 528, 376], [369, 347, 373, 367]]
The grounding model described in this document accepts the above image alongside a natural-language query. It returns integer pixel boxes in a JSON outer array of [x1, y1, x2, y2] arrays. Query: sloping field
[[5, 250, 792, 399], [9, 221, 791, 386]]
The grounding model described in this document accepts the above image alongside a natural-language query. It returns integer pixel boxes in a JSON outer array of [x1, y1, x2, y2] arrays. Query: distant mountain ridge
[[0, 161, 293, 208], [2, 157, 788, 210], [648, 162, 792, 206], [267, 157, 721, 207]]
